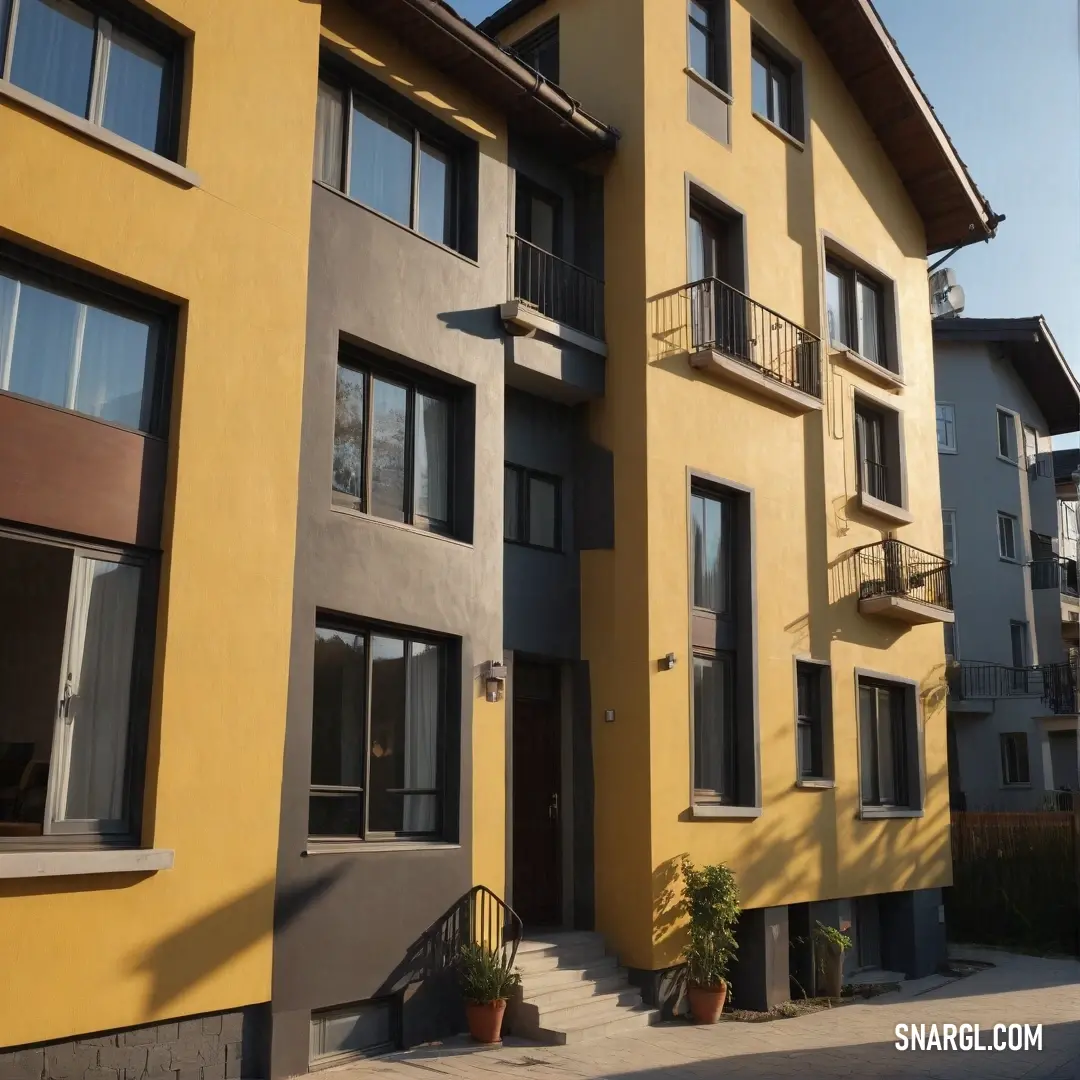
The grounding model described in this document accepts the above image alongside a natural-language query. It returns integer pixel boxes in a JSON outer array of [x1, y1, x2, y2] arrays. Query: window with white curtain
[[0, 0, 180, 157], [332, 355, 454, 534], [0, 531, 151, 845], [0, 259, 164, 433], [313, 66, 466, 253], [309, 622, 448, 842]]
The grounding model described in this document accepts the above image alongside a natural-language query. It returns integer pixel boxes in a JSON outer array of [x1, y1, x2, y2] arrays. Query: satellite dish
[[930, 267, 965, 319]]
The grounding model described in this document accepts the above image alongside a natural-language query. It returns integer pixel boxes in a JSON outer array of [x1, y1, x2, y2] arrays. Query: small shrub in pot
[[456, 943, 521, 1043], [680, 858, 740, 1023], [812, 922, 852, 999]]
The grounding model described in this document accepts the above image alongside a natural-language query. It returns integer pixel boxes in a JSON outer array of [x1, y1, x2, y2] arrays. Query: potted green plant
[[680, 858, 740, 1023], [456, 942, 521, 1043], [812, 922, 852, 999]]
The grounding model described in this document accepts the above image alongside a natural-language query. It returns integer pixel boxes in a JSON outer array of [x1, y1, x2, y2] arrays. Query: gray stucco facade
[[935, 322, 1079, 811]]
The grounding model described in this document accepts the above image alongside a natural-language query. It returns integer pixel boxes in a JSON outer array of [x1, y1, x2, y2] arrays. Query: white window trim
[[936, 402, 957, 454], [996, 406, 1019, 464], [998, 511, 1019, 562], [942, 508, 957, 565]]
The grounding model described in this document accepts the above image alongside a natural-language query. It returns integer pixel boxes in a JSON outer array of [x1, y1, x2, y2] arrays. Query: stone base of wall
[[0, 1005, 268, 1080]]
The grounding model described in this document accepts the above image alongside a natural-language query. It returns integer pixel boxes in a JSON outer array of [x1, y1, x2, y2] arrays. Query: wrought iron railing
[[1030, 557, 1079, 596], [510, 235, 605, 340], [418, 885, 523, 975], [947, 661, 1044, 701], [685, 277, 821, 398], [1045, 789, 1076, 812], [1040, 661, 1079, 715], [855, 539, 953, 610]]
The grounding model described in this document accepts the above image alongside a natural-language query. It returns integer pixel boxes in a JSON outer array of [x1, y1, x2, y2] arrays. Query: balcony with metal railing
[[670, 277, 823, 414], [855, 539, 954, 625], [501, 235, 605, 345]]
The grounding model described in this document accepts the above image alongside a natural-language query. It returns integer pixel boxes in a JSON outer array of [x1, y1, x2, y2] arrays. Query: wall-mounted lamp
[[659, 652, 678, 671], [484, 661, 507, 703]]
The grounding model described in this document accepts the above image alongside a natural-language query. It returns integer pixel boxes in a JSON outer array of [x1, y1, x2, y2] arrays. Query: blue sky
[[455, 0, 1080, 433]]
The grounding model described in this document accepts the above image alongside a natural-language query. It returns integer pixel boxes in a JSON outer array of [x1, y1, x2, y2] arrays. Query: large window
[[309, 622, 449, 842], [0, 256, 166, 433], [751, 41, 793, 134], [511, 18, 559, 82], [691, 486, 735, 803], [996, 408, 1018, 462], [0, 0, 180, 156], [688, 1, 727, 90], [826, 258, 888, 368], [0, 530, 153, 844], [333, 357, 454, 534], [314, 69, 468, 253], [858, 678, 915, 810], [854, 400, 892, 504], [936, 403, 957, 453], [504, 464, 560, 551], [796, 661, 829, 781], [997, 512, 1018, 561], [1000, 732, 1030, 786]]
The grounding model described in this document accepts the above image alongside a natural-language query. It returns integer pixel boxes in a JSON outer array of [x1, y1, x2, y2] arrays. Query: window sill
[[858, 808, 923, 820], [830, 346, 904, 389], [751, 109, 805, 151], [313, 180, 479, 267], [997, 455, 1020, 467], [304, 841, 461, 855], [938, 447, 958, 455], [329, 504, 473, 549], [857, 491, 915, 526], [795, 779, 835, 790], [683, 67, 733, 104], [1000, 783, 1032, 790], [0, 79, 199, 188], [0, 848, 174, 879], [691, 805, 762, 820]]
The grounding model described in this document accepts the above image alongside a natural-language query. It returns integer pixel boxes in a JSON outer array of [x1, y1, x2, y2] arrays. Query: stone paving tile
[[328, 950, 1080, 1080]]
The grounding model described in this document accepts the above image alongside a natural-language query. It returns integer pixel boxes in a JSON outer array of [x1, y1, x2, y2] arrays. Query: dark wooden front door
[[512, 661, 562, 928]]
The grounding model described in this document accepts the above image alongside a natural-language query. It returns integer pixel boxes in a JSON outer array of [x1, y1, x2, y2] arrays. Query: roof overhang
[[363, 0, 618, 161], [933, 318, 1080, 437], [482, 0, 1000, 255]]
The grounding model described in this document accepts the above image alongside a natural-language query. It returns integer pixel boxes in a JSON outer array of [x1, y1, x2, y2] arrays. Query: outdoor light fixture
[[659, 652, 678, 671], [484, 661, 507, 703]]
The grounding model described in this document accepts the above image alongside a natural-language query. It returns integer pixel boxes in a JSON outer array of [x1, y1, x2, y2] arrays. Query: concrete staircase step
[[521, 959, 623, 996], [528, 980, 639, 1015], [516, 931, 605, 955], [514, 942, 609, 974], [537, 1005, 660, 1045]]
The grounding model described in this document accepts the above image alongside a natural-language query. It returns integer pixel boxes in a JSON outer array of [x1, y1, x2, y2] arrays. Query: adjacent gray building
[[934, 317, 1080, 810]]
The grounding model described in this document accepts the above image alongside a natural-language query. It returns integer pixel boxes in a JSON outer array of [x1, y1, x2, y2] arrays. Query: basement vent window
[[310, 1000, 395, 1067]]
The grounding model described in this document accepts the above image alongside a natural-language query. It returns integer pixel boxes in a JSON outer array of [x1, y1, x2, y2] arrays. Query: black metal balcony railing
[[1030, 557, 1079, 596], [1041, 660, 1079, 715], [686, 277, 822, 399], [856, 539, 953, 610], [511, 235, 605, 340], [948, 661, 1043, 701]]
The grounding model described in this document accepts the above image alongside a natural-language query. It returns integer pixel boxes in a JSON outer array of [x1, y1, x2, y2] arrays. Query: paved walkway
[[327, 949, 1080, 1080]]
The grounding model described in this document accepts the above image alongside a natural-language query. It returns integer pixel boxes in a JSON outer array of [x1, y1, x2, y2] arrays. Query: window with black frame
[[855, 401, 889, 503], [751, 41, 794, 135], [0, 0, 182, 157], [333, 356, 454, 534], [826, 258, 888, 368], [796, 661, 828, 780], [999, 732, 1030, 786], [313, 69, 469, 253], [504, 464, 560, 551], [858, 678, 912, 809], [309, 622, 449, 842], [510, 18, 559, 82], [687, 1, 727, 90], [691, 486, 737, 803]]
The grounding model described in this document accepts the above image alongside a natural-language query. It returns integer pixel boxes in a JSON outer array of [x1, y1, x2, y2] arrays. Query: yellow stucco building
[[481, 0, 998, 1008]]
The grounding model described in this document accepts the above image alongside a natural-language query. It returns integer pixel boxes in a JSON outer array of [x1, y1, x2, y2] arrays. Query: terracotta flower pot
[[465, 1000, 507, 1044], [687, 981, 728, 1024]]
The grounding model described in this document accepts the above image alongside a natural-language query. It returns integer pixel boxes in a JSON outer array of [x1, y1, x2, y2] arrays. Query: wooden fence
[[947, 811, 1080, 955]]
